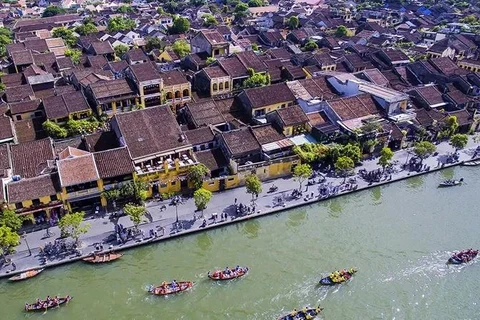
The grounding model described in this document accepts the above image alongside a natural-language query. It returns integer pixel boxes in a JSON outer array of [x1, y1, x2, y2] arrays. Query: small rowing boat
[[9, 268, 44, 281], [82, 252, 123, 263], [438, 178, 463, 187], [208, 266, 248, 280], [24, 296, 72, 312], [148, 281, 194, 295], [319, 268, 357, 285], [278, 306, 323, 320], [448, 249, 478, 264], [462, 160, 480, 166]]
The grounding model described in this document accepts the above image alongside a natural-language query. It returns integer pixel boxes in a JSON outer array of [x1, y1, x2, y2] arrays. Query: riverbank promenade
[[2, 139, 479, 278]]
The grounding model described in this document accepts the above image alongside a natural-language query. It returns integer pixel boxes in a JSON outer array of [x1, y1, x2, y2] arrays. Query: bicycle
[[43, 229, 55, 238]]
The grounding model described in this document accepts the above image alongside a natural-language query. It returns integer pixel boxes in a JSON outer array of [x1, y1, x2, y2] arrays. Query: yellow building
[[85, 78, 139, 117], [238, 83, 297, 118], [42, 91, 92, 124], [8, 99, 44, 122], [161, 70, 192, 113], [457, 59, 480, 72]]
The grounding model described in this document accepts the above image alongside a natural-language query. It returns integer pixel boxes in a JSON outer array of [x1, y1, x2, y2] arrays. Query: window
[[225, 82, 229, 89], [16, 115, 22, 121], [219, 82, 224, 90], [160, 182, 167, 188], [166, 92, 173, 100], [214, 49, 219, 55], [34, 111, 43, 117], [183, 89, 189, 97], [213, 83, 218, 91], [32, 199, 41, 206], [175, 91, 181, 98], [171, 181, 176, 186], [15, 202, 23, 209], [51, 194, 57, 201]]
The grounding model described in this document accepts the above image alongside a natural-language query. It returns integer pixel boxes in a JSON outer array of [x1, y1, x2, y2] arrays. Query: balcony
[[15, 201, 63, 215]]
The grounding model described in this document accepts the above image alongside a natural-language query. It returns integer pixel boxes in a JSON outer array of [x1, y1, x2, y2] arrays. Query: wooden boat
[[208, 266, 248, 280], [9, 268, 44, 281], [25, 296, 72, 312], [148, 281, 194, 295], [319, 268, 357, 286], [448, 250, 478, 264], [82, 252, 123, 263], [278, 307, 323, 320], [438, 178, 463, 187], [462, 160, 480, 166]]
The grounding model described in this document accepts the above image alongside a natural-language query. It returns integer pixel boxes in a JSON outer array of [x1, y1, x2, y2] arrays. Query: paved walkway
[[1, 139, 479, 278]]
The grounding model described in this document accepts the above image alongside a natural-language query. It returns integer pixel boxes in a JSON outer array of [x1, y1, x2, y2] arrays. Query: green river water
[[1, 167, 480, 320]]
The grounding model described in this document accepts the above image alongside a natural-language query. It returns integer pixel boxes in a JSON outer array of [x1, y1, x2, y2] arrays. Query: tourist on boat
[[171, 280, 178, 289], [290, 308, 297, 316], [224, 267, 231, 275]]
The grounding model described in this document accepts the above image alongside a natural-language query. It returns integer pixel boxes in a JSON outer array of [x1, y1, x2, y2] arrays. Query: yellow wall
[[158, 51, 173, 62], [9, 194, 61, 213], [253, 101, 292, 117]]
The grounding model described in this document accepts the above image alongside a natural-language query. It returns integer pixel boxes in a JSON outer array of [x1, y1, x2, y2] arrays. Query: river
[[1, 166, 479, 320]]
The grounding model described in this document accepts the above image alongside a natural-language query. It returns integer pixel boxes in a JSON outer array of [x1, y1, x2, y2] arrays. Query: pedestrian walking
[[234, 198, 237, 204]]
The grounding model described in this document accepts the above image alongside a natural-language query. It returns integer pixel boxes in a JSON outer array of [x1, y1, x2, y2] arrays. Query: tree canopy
[[248, 0, 263, 7], [117, 5, 134, 13], [145, 37, 164, 52], [114, 44, 129, 57], [64, 48, 82, 65], [335, 156, 354, 181], [444, 115, 459, 137], [378, 147, 394, 170], [0, 27, 12, 58], [293, 143, 329, 163], [187, 164, 210, 190], [194, 188, 212, 212], [123, 203, 146, 230], [303, 40, 318, 52], [234, 2, 249, 19], [243, 68, 270, 88], [203, 14, 218, 27], [42, 5, 66, 17], [120, 181, 148, 205], [75, 22, 98, 36], [245, 174, 262, 201], [0, 225, 20, 256], [171, 39, 190, 58], [52, 27, 77, 48], [288, 16, 299, 29], [42, 120, 68, 139], [58, 212, 90, 244], [170, 16, 190, 34], [335, 25, 349, 37], [327, 143, 362, 164], [0, 209, 22, 232], [449, 133, 468, 151], [107, 16, 136, 33], [413, 141, 436, 161], [292, 164, 312, 189]]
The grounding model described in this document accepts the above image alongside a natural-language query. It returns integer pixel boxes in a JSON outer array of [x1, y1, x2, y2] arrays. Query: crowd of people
[[209, 266, 245, 279], [452, 249, 478, 263], [329, 268, 355, 283], [25, 295, 71, 310]]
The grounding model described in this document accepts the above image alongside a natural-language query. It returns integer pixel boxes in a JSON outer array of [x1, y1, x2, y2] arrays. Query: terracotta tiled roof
[[221, 127, 261, 156], [5, 85, 34, 103], [251, 124, 284, 145], [14, 119, 45, 143], [236, 51, 267, 73], [194, 148, 228, 171], [200, 30, 227, 45], [1, 73, 25, 88], [186, 100, 226, 127], [24, 38, 48, 53], [203, 66, 228, 79], [89, 79, 136, 102], [160, 69, 189, 86], [328, 94, 379, 121], [58, 153, 100, 187], [7, 174, 60, 203], [218, 56, 248, 78], [243, 83, 295, 109], [87, 55, 108, 69], [114, 106, 190, 160], [11, 138, 55, 178], [129, 62, 160, 82], [11, 50, 33, 66], [411, 86, 445, 106], [0, 144, 10, 179], [126, 48, 148, 62], [184, 127, 215, 146], [90, 41, 114, 55], [0, 116, 14, 141], [274, 105, 308, 126], [93, 147, 134, 179]]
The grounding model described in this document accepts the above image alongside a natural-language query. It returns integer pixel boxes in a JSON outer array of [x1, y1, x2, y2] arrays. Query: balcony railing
[[66, 188, 101, 200], [15, 201, 63, 215]]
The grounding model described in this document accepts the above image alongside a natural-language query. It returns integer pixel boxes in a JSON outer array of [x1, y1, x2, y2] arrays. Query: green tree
[[444, 115, 459, 137], [145, 37, 164, 52], [245, 174, 262, 203], [293, 143, 329, 163], [378, 147, 394, 172], [120, 181, 148, 204], [303, 40, 318, 52], [187, 164, 210, 190], [206, 56, 217, 65], [234, 2, 249, 19], [248, 0, 263, 7], [203, 13, 218, 27], [102, 188, 121, 207], [171, 39, 190, 57], [117, 4, 134, 13], [123, 203, 146, 231], [340, 143, 362, 164], [335, 25, 349, 37], [108, 16, 136, 32], [449, 133, 468, 151], [114, 44, 129, 57], [292, 163, 312, 190], [251, 43, 259, 51], [52, 27, 77, 47], [335, 156, 354, 182], [75, 22, 98, 36], [0, 27, 12, 58], [42, 120, 68, 138], [64, 48, 82, 65], [243, 68, 269, 88], [42, 5, 66, 17], [0, 209, 22, 232], [170, 16, 190, 34], [58, 212, 90, 244], [413, 141, 436, 163], [194, 188, 212, 216], [288, 16, 299, 29], [0, 225, 20, 257]]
